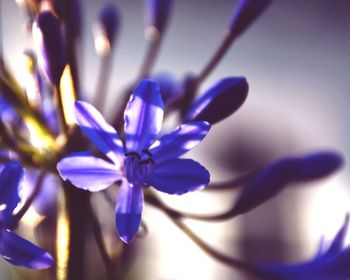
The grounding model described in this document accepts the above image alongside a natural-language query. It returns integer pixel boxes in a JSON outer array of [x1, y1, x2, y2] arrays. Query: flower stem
[[10, 170, 47, 228], [111, 36, 162, 129], [137, 37, 161, 79], [197, 30, 235, 84], [62, 180, 90, 280], [93, 52, 113, 114], [163, 207, 262, 278], [88, 201, 115, 280], [146, 192, 237, 222], [206, 172, 254, 191]]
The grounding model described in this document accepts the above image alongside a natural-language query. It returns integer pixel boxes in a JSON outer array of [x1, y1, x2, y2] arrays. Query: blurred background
[[1, 0, 350, 279]]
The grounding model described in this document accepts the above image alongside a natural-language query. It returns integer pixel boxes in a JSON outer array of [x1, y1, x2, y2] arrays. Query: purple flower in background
[[254, 215, 350, 280], [57, 80, 210, 243], [0, 161, 53, 269]]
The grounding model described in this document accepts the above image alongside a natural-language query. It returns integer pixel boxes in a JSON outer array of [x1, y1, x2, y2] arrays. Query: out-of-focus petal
[[229, 0, 273, 39], [255, 247, 350, 280], [325, 214, 349, 257], [124, 80, 164, 153], [75, 101, 124, 167], [297, 151, 344, 182], [0, 161, 25, 223], [150, 159, 210, 195], [232, 158, 301, 216], [149, 121, 211, 163], [0, 229, 53, 269], [184, 77, 248, 124], [57, 152, 121, 192], [115, 180, 143, 244]]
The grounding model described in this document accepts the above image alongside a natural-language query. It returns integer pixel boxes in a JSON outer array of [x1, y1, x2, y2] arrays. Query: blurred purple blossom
[[0, 161, 53, 269]]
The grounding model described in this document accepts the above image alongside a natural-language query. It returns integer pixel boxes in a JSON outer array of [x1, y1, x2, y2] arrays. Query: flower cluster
[[0, 0, 347, 279]]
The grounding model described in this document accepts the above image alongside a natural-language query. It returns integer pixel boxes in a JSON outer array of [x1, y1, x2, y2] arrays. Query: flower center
[[124, 151, 154, 187]]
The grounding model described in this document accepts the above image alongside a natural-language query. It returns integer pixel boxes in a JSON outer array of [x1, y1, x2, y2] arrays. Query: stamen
[[142, 149, 153, 157], [125, 151, 141, 160], [139, 158, 155, 165]]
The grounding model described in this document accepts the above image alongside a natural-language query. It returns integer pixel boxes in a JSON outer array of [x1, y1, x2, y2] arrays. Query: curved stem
[[88, 200, 115, 280], [163, 205, 262, 278], [145, 192, 237, 222], [197, 30, 235, 84], [102, 189, 115, 208], [206, 172, 254, 191], [93, 53, 113, 114], [111, 37, 162, 129], [137, 38, 161, 79]]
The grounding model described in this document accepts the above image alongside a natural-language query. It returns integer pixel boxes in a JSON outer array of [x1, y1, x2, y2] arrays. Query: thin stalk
[[112, 36, 162, 129], [137, 37, 161, 79], [10, 170, 47, 228], [88, 201, 115, 280], [93, 53, 113, 113], [206, 172, 254, 191], [146, 192, 237, 222], [102, 189, 115, 208], [164, 208, 262, 278], [197, 30, 235, 84]]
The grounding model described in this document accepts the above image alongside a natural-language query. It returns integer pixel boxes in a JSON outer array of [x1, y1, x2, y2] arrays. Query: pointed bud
[[297, 151, 344, 182], [144, 0, 173, 40], [93, 3, 120, 56], [33, 11, 66, 85], [232, 150, 343, 216], [229, 0, 272, 38], [184, 77, 248, 124]]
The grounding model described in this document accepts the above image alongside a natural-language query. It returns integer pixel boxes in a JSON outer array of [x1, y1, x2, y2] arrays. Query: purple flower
[[57, 80, 210, 243], [254, 215, 350, 280], [0, 161, 53, 269]]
